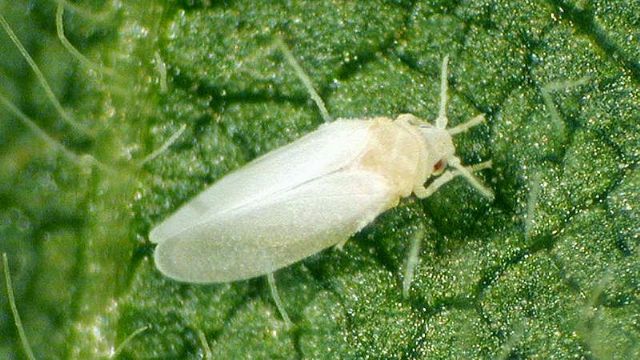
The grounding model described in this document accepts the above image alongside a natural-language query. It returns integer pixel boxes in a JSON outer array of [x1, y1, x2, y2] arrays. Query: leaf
[[1, 0, 638, 358]]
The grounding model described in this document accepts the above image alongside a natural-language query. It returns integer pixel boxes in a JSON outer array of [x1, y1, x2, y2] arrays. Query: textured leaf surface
[[1, 0, 638, 358]]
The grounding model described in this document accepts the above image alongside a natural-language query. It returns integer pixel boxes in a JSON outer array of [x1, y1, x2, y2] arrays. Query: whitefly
[[150, 39, 494, 324]]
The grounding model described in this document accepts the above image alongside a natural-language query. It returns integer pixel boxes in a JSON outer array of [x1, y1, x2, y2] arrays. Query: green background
[[1, 0, 638, 358]]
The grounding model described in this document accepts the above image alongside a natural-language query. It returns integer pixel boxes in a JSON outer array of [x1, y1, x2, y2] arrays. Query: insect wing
[[153, 169, 396, 283], [150, 119, 373, 243]]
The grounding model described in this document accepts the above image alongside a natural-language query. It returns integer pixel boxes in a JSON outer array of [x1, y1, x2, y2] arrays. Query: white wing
[[150, 119, 373, 243], [153, 169, 398, 283]]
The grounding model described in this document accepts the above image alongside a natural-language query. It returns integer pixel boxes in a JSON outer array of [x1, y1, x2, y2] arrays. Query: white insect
[[150, 43, 493, 284]]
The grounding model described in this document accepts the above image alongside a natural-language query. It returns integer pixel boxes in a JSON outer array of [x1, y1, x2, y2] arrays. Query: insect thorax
[[351, 117, 425, 198]]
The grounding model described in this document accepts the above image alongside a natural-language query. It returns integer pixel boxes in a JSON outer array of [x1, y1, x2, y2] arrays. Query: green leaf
[[1, 0, 638, 358]]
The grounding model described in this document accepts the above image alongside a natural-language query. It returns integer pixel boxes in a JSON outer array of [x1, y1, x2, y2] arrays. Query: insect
[[149, 40, 494, 284]]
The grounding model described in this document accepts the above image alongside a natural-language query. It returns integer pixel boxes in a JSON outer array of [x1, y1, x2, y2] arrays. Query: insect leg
[[267, 272, 292, 329], [274, 37, 332, 123], [414, 158, 493, 200], [447, 114, 485, 135], [466, 160, 492, 172], [448, 157, 494, 200], [196, 329, 213, 360], [333, 237, 351, 251], [414, 169, 459, 198], [402, 227, 424, 298]]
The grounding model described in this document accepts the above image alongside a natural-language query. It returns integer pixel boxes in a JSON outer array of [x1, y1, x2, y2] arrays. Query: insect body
[[150, 51, 493, 284]]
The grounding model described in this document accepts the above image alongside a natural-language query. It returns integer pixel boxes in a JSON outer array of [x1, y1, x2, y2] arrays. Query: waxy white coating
[[150, 53, 493, 283]]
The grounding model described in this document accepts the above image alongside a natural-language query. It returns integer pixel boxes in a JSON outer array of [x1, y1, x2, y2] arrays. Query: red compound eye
[[433, 160, 445, 172]]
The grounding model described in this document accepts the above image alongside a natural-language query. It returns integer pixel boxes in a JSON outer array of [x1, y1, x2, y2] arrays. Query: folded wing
[[150, 119, 372, 243], [153, 169, 396, 283]]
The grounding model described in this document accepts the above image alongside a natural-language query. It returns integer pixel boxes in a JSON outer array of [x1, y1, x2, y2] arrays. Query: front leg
[[414, 160, 494, 199], [413, 184, 429, 199], [334, 237, 350, 251], [413, 170, 459, 199]]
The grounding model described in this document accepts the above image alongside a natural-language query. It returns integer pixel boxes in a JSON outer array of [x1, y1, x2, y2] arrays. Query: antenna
[[436, 55, 449, 129]]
